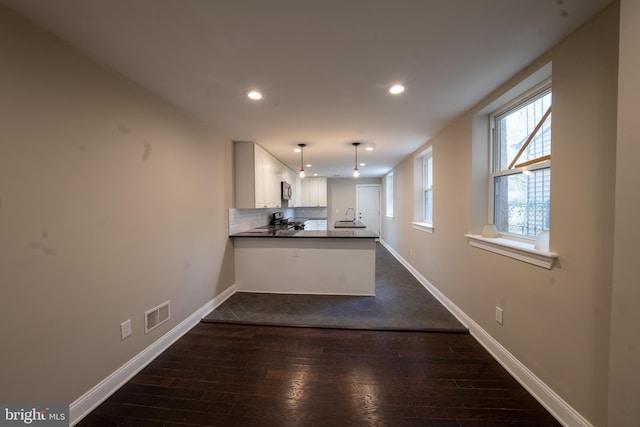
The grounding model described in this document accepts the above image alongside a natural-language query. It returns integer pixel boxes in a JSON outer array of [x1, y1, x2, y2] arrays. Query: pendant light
[[298, 143, 306, 178], [352, 142, 361, 177]]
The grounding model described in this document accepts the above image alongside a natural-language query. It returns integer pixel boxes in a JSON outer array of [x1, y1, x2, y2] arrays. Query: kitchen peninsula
[[231, 225, 378, 296], [230, 140, 377, 295]]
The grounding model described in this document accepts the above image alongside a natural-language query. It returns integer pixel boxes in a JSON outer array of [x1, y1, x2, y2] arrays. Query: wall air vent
[[144, 300, 170, 334]]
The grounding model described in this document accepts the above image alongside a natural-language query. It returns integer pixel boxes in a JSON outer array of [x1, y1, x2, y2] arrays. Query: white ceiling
[[2, 0, 611, 177]]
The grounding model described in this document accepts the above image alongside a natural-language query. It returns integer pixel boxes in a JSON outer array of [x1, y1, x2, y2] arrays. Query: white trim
[[492, 160, 551, 178], [487, 74, 553, 232], [411, 222, 434, 234], [465, 234, 558, 269], [385, 172, 394, 218], [379, 240, 591, 427], [422, 151, 433, 224], [69, 284, 237, 426]]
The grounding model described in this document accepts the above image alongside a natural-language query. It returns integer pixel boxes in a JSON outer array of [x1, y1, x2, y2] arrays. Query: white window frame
[[465, 70, 557, 269], [423, 152, 433, 223], [385, 172, 394, 218], [489, 80, 552, 242], [412, 147, 434, 233]]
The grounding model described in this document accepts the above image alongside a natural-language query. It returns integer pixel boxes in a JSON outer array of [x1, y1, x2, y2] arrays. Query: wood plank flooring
[[78, 323, 560, 426]]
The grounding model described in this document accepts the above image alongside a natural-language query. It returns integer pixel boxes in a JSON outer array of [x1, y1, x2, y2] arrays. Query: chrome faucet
[[345, 207, 356, 222]]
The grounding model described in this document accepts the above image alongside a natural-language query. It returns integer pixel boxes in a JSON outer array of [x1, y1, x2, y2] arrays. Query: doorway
[[356, 184, 381, 235]]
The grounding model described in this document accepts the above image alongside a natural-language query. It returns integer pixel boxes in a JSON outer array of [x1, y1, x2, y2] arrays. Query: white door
[[356, 184, 381, 235]]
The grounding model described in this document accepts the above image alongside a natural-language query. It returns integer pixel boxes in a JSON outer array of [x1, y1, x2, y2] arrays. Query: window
[[491, 83, 551, 239], [412, 147, 433, 233], [466, 66, 557, 269], [423, 152, 433, 224], [385, 172, 394, 217]]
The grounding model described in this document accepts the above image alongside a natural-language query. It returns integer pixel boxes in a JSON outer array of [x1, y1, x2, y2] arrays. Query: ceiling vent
[[145, 300, 170, 334]]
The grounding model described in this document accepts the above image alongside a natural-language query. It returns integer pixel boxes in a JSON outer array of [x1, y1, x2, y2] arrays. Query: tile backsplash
[[294, 207, 328, 220], [229, 207, 327, 235]]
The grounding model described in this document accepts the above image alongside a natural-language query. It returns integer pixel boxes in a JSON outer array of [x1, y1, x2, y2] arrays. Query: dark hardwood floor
[[78, 323, 560, 426]]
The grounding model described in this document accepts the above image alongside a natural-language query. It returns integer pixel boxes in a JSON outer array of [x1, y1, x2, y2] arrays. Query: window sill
[[464, 234, 558, 269], [412, 222, 434, 234]]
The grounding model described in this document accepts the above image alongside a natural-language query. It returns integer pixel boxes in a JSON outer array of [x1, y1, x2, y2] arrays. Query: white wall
[[0, 5, 234, 404], [608, 0, 640, 424], [382, 4, 619, 425]]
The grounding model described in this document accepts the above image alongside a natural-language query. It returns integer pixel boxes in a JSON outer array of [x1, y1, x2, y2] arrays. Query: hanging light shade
[[298, 143, 306, 178], [352, 142, 361, 177]]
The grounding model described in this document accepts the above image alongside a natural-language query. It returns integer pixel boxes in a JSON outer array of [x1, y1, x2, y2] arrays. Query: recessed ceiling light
[[360, 163, 366, 166], [294, 148, 301, 152], [306, 164, 312, 167], [388, 84, 405, 95], [365, 147, 374, 151], [247, 90, 263, 100]]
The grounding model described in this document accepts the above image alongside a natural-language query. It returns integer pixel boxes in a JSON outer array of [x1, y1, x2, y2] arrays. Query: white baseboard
[[70, 284, 237, 426], [379, 240, 592, 427]]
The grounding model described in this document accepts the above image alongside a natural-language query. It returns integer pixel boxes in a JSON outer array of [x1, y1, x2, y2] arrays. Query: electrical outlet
[[495, 307, 504, 325], [121, 319, 132, 340], [410, 248, 414, 257]]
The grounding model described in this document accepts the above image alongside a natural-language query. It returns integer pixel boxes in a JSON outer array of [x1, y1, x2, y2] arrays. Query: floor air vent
[[145, 300, 170, 334]]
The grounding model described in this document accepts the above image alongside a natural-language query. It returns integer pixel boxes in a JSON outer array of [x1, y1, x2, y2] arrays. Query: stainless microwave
[[281, 181, 292, 200]]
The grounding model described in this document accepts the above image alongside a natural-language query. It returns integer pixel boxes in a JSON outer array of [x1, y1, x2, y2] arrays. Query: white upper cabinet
[[253, 145, 266, 207], [301, 176, 327, 207], [234, 141, 291, 209], [260, 147, 283, 208], [284, 168, 302, 207]]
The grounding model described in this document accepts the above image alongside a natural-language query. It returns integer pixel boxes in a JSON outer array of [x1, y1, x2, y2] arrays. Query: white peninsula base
[[233, 237, 376, 295]]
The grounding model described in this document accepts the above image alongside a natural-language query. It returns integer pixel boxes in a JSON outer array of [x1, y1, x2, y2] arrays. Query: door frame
[[356, 184, 381, 235]]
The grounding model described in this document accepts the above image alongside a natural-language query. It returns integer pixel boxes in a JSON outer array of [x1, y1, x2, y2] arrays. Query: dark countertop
[[334, 220, 367, 229], [230, 225, 377, 238]]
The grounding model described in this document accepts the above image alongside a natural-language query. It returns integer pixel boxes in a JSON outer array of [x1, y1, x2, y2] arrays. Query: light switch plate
[[121, 319, 132, 340]]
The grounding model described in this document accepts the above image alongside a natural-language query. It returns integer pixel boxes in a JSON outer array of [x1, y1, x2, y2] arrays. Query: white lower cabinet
[[305, 219, 327, 231]]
